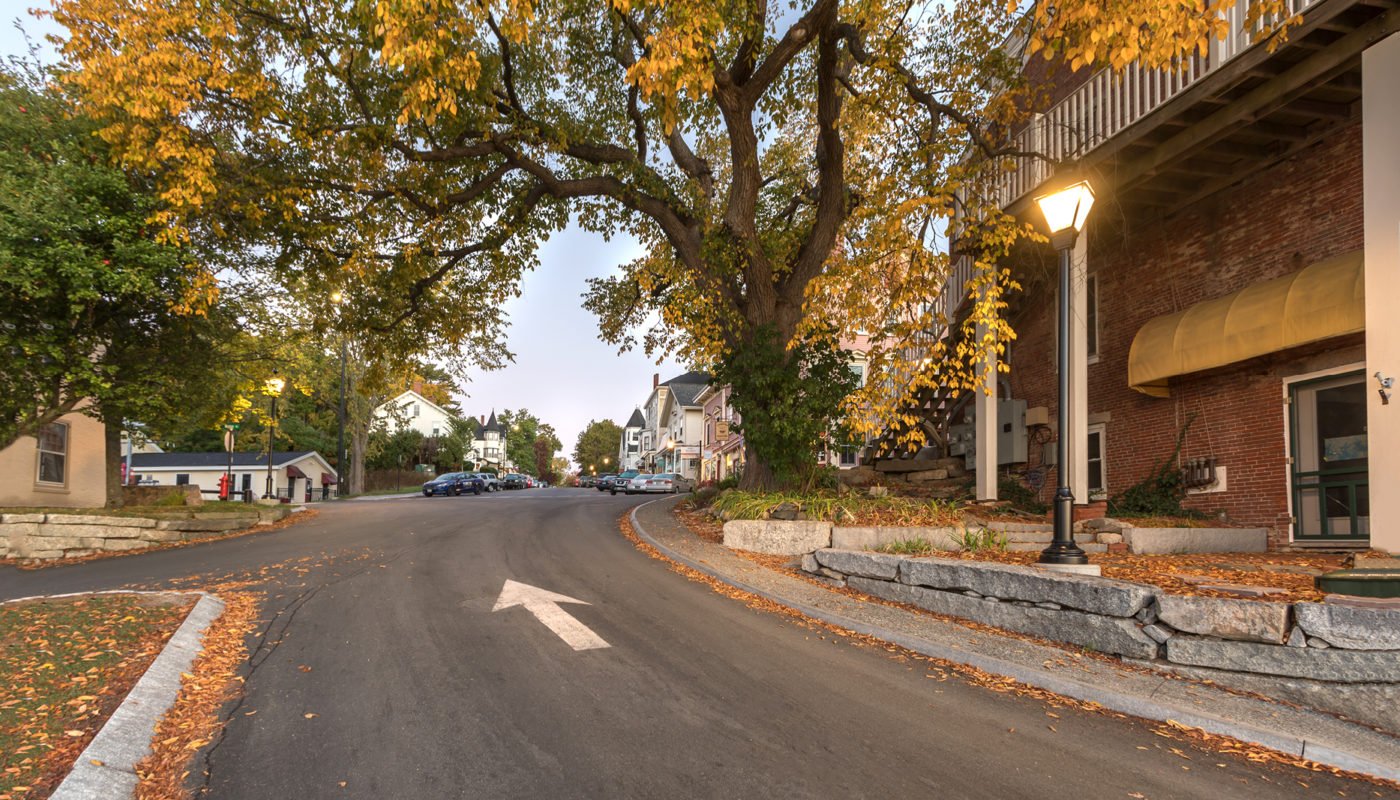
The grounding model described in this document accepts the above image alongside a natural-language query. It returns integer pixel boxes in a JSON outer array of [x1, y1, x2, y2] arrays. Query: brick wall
[[1006, 122, 1365, 548]]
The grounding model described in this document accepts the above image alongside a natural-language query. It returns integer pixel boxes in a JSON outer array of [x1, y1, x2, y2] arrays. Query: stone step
[[874, 457, 966, 474]]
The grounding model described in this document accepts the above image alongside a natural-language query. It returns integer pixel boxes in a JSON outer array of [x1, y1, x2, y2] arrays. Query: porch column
[[975, 319, 999, 500], [1364, 32, 1400, 554], [1070, 233, 1090, 502]]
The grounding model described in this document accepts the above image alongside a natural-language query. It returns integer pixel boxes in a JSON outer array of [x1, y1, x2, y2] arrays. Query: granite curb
[[629, 497, 1400, 783], [49, 592, 227, 800]]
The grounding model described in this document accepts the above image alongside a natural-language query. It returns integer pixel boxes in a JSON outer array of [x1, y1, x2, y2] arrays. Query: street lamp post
[[1033, 180, 1095, 567], [330, 291, 348, 499], [263, 372, 286, 500]]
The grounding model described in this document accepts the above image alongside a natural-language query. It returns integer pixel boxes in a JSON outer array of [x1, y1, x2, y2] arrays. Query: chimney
[[653, 373, 659, 389], [411, 378, 424, 395]]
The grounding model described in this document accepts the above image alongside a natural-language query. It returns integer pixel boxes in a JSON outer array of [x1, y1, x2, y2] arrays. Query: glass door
[[1290, 372, 1369, 541]]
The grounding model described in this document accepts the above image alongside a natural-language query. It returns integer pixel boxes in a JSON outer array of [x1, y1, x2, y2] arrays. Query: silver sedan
[[639, 473, 693, 493]]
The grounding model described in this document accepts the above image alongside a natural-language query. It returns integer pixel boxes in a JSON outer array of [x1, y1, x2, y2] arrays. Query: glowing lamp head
[[1034, 181, 1095, 242], [264, 375, 286, 397]]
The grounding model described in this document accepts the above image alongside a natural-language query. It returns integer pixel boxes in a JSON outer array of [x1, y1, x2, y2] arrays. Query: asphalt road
[[1, 490, 1386, 799]]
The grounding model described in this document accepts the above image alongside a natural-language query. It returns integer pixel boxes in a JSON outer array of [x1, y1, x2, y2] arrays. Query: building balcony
[[998, 0, 1382, 211], [940, 0, 1388, 316]]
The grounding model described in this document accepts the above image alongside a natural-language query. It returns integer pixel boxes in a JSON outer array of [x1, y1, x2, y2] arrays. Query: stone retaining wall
[[0, 508, 287, 560], [800, 549, 1400, 731], [723, 519, 1264, 556]]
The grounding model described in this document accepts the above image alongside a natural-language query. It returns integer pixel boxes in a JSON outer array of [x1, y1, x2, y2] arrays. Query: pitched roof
[[131, 451, 324, 470], [668, 380, 709, 409], [661, 370, 710, 387], [625, 408, 646, 428], [482, 410, 502, 433], [376, 389, 460, 423]]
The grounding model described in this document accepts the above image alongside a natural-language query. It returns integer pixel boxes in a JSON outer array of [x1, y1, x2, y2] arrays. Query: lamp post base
[[1039, 491, 1089, 565]]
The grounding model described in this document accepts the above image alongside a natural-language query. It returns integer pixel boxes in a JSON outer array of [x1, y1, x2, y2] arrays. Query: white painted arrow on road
[[492, 580, 611, 651]]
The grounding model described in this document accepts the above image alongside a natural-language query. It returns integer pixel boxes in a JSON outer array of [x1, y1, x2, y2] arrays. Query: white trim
[[1086, 272, 1101, 366], [132, 452, 338, 477], [1280, 361, 1367, 543], [1087, 423, 1107, 501]]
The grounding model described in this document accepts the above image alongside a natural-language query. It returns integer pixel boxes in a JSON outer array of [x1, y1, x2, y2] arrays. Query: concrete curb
[[51, 592, 227, 800], [629, 499, 1400, 783]]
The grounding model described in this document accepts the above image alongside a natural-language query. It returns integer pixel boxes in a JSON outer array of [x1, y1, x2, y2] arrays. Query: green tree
[[0, 62, 256, 501], [497, 409, 541, 475], [573, 420, 623, 475]]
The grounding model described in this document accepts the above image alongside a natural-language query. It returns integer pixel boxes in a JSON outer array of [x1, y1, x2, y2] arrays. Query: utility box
[[956, 399, 1029, 470]]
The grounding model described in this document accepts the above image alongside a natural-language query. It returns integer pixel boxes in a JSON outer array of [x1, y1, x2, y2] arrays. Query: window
[[850, 363, 866, 385], [1087, 425, 1107, 499], [36, 422, 67, 485], [242, 474, 252, 492], [1087, 274, 1100, 361], [412, 403, 420, 417], [176, 474, 190, 486], [839, 446, 858, 467], [432, 426, 440, 437]]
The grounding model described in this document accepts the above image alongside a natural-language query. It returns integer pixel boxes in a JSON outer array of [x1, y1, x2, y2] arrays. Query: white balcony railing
[[993, 0, 1319, 210]]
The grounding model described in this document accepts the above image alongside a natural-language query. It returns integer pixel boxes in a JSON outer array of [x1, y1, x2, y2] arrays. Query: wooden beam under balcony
[[1115, 4, 1400, 191]]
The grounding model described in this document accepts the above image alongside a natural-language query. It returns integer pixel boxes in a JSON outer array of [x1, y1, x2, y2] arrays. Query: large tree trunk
[[104, 418, 123, 508], [349, 425, 368, 495], [738, 439, 779, 492]]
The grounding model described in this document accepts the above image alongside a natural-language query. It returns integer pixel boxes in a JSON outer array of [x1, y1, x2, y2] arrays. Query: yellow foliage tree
[[48, 0, 1294, 488]]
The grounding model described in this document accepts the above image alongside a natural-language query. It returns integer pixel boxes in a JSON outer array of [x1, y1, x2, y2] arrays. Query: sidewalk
[[630, 496, 1400, 783]]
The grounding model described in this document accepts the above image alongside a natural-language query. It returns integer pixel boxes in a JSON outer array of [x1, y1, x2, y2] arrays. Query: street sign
[[492, 580, 610, 651], [224, 423, 240, 431], [223, 428, 235, 452]]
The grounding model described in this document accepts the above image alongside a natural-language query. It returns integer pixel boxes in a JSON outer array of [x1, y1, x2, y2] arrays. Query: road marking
[[491, 579, 610, 651]]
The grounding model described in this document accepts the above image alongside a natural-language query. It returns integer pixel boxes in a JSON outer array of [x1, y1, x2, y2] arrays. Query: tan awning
[[1128, 251, 1364, 397]]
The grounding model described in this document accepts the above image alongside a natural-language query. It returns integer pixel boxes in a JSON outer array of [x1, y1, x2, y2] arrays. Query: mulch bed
[[0, 593, 196, 799], [938, 549, 1348, 603]]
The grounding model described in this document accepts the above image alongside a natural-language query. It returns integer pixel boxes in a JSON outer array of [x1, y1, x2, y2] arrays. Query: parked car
[[502, 473, 527, 490], [606, 471, 639, 494], [525, 476, 536, 488], [595, 473, 619, 491], [422, 472, 483, 497], [578, 475, 596, 488], [617, 473, 652, 495], [475, 472, 502, 492], [640, 473, 692, 493]]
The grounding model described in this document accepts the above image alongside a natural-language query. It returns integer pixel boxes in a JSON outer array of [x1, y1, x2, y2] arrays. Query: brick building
[[948, 0, 1399, 553]]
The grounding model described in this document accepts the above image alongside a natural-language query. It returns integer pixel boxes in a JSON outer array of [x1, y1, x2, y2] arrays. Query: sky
[[2, 9, 685, 468]]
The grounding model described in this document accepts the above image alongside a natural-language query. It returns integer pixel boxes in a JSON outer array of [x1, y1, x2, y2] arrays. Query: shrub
[[998, 474, 1046, 514]]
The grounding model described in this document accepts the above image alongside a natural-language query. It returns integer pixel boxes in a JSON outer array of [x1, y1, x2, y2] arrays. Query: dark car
[[578, 475, 596, 488], [594, 473, 618, 491], [608, 470, 641, 495], [422, 472, 482, 497], [502, 473, 527, 490]]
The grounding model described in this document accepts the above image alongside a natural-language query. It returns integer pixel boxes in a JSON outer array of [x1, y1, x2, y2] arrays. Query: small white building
[[130, 451, 337, 502]]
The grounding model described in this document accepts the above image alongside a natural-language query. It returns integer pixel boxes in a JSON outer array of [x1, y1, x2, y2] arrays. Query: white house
[[130, 451, 337, 502], [470, 411, 510, 471], [617, 408, 645, 472], [659, 384, 706, 479], [635, 371, 708, 476], [373, 389, 462, 439]]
